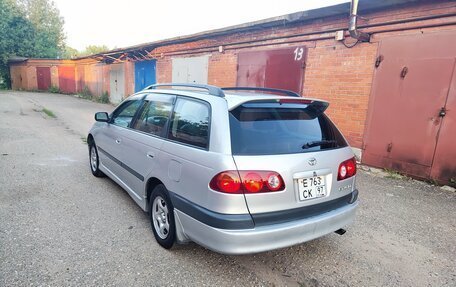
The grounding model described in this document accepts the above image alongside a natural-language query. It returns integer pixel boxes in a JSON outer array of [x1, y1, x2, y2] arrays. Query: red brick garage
[[9, 0, 456, 184]]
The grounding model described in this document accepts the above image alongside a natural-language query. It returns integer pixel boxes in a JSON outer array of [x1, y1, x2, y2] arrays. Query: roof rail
[[144, 83, 225, 97], [222, 87, 301, 98]]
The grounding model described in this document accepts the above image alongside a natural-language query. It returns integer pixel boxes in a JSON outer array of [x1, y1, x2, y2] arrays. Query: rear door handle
[[115, 139, 121, 144], [146, 152, 155, 159]]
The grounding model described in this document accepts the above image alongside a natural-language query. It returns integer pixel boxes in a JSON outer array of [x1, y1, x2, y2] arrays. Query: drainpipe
[[349, 0, 370, 42]]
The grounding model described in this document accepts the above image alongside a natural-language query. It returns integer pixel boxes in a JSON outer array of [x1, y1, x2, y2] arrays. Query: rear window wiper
[[302, 140, 337, 149]]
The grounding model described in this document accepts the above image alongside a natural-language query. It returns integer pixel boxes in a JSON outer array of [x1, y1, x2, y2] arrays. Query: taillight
[[337, 157, 357, 181], [210, 171, 285, 194], [209, 171, 241, 193], [243, 172, 264, 193]]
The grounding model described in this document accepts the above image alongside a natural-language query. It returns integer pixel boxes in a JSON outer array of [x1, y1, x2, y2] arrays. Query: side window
[[168, 98, 210, 149], [111, 100, 142, 128], [133, 96, 174, 137]]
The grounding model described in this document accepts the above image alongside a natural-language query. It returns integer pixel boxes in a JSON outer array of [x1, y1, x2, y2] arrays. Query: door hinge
[[301, 62, 307, 69], [387, 142, 393, 152], [375, 55, 384, 68], [401, 67, 408, 78]]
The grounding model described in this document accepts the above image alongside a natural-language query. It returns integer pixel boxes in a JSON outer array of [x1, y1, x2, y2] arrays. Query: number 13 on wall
[[293, 47, 304, 61]]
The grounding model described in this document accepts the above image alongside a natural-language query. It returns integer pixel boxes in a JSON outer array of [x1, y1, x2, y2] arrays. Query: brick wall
[[124, 61, 135, 97], [156, 58, 172, 83], [208, 52, 237, 87], [303, 40, 378, 148], [50, 66, 59, 89]]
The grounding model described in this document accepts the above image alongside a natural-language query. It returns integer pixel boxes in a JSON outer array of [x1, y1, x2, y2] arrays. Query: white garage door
[[172, 55, 209, 84]]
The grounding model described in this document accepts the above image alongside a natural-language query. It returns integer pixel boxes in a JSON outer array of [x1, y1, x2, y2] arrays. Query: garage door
[[172, 55, 208, 84], [110, 63, 125, 104], [236, 46, 306, 93], [135, 60, 156, 92], [36, 67, 51, 91], [363, 30, 456, 184]]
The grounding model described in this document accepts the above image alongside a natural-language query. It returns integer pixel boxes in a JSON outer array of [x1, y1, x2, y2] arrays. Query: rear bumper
[[174, 199, 358, 255]]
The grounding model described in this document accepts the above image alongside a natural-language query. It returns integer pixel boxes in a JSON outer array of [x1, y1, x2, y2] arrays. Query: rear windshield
[[229, 101, 348, 155]]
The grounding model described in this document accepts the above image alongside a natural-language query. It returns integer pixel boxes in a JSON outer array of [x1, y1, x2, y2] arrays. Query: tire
[[89, 143, 105, 177], [149, 184, 176, 249]]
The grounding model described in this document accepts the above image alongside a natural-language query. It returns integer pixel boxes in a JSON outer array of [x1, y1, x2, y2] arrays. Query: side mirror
[[95, 112, 109, 122]]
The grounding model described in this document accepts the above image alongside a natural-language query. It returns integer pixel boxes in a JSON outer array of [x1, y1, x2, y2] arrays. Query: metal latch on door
[[439, 107, 447, 117]]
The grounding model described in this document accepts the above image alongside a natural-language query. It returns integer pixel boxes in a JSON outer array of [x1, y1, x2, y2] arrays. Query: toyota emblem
[[308, 158, 317, 166]]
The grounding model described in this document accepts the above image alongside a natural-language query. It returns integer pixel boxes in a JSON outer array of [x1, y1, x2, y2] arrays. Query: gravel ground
[[0, 91, 455, 287]]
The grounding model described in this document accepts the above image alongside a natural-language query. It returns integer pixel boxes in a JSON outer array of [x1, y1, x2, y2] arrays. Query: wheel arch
[[87, 134, 95, 147], [146, 177, 188, 245], [145, 177, 165, 211]]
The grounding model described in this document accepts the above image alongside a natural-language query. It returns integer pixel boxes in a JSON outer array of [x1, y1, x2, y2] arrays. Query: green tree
[[79, 45, 110, 57], [20, 0, 66, 58], [0, 0, 65, 87], [61, 45, 111, 59], [63, 46, 79, 59], [0, 0, 36, 87]]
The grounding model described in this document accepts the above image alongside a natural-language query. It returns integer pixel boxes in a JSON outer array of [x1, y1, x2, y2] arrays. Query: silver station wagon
[[87, 84, 359, 254]]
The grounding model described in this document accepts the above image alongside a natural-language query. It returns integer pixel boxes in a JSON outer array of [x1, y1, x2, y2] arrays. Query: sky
[[53, 0, 350, 51]]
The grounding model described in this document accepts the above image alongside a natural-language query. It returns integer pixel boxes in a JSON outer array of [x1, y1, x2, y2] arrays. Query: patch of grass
[[429, 178, 439, 186], [98, 91, 110, 104], [42, 108, 56, 118], [78, 86, 93, 100], [448, 178, 455, 188], [81, 137, 87, 144], [48, 85, 60, 93], [78, 88, 110, 104], [384, 168, 405, 180]]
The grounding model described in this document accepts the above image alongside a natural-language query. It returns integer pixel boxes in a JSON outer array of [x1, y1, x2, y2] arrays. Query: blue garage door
[[135, 60, 156, 92]]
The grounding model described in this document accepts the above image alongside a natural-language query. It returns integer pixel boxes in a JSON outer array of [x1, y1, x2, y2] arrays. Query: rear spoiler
[[236, 98, 329, 119]]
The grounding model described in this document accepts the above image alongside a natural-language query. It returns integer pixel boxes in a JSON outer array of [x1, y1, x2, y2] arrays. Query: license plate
[[297, 176, 326, 201]]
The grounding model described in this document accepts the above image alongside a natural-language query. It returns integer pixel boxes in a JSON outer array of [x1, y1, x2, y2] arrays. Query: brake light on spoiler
[[278, 99, 313, 104]]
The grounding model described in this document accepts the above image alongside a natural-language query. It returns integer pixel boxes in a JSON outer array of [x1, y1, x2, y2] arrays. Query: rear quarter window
[[168, 98, 210, 149], [229, 102, 347, 155]]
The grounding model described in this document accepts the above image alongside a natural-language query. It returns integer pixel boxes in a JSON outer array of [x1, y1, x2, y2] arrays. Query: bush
[[78, 86, 92, 100], [0, 76, 8, 89], [98, 91, 110, 104], [77, 87, 110, 104], [48, 85, 60, 93]]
